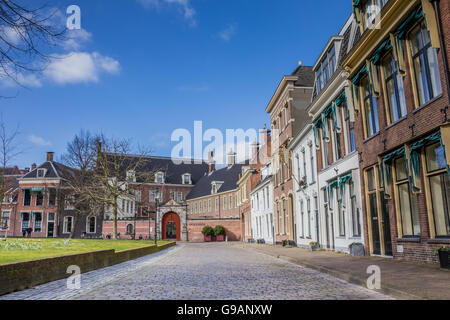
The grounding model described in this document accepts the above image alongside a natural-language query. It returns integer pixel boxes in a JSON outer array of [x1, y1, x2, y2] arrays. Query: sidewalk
[[232, 243, 450, 300]]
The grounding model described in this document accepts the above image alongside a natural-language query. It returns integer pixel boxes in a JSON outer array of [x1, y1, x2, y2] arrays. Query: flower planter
[[204, 235, 212, 242], [310, 244, 320, 252], [438, 250, 449, 270], [216, 235, 225, 242]]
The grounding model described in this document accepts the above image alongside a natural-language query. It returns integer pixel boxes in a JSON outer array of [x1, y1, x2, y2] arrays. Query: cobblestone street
[[0, 243, 391, 300]]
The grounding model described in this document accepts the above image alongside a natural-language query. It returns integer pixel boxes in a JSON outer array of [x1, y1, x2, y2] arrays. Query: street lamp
[[154, 189, 159, 245]]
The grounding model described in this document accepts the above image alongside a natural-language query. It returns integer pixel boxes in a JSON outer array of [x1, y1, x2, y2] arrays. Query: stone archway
[[157, 200, 188, 241], [162, 212, 181, 241]]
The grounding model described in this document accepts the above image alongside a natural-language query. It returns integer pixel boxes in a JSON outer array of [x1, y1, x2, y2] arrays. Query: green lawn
[[0, 238, 171, 265]]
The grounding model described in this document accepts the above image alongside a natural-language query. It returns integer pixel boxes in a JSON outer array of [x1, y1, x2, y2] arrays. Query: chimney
[[298, 60, 302, 67], [208, 151, 216, 174], [259, 124, 271, 147], [227, 150, 236, 167], [46, 152, 54, 162], [31, 163, 37, 171], [251, 140, 260, 164]]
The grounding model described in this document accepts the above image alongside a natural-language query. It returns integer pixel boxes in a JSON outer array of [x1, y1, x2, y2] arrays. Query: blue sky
[[0, 0, 352, 168]]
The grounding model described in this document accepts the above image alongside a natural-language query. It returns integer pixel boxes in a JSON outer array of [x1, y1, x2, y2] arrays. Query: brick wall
[[187, 219, 241, 242]]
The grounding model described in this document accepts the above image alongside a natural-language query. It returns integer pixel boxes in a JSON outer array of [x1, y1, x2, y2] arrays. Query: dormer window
[[127, 170, 136, 182], [182, 174, 191, 185], [37, 169, 46, 178], [155, 172, 164, 184], [315, 46, 336, 94], [211, 181, 224, 195], [358, 0, 388, 31]]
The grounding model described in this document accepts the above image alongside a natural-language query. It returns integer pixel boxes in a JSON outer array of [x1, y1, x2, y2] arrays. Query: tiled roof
[[22, 161, 77, 180], [186, 163, 248, 200], [291, 65, 315, 87]]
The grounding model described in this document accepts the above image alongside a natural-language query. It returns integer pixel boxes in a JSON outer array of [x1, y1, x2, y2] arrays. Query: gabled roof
[[22, 161, 77, 181], [108, 155, 209, 185], [186, 163, 248, 200]]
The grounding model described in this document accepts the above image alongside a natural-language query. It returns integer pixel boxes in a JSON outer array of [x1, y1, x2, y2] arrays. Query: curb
[[245, 245, 423, 300]]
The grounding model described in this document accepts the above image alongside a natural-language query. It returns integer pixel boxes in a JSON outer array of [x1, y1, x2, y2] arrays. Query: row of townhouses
[[0, 0, 449, 265]]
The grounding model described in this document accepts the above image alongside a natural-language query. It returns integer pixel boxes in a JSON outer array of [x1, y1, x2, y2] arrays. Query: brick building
[[102, 155, 209, 241], [186, 152, 246, 242], [11, 152, 104, 238], [343, 0, 450, 262], [266, 64, 314, 243]]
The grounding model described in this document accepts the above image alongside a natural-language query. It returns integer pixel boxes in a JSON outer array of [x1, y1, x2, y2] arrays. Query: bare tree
[[0, 117, 21, 239], [63, 132, 155, 240], [0, 0, 66, 89], [61, 130, 101, 239]]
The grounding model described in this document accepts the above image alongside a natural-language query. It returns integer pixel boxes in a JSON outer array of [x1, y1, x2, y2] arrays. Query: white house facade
[[290, 125, 319, 248], [309, 15, 365, 253], [250, 162, 274, 244]]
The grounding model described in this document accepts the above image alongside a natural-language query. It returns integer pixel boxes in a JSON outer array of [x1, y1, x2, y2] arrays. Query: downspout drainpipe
[[430, 0, 450, 106]]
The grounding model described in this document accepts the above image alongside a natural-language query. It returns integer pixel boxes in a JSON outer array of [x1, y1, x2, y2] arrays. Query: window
[[316, 47, 337, 94], [155, 172, 164, 184], [1, 211, 10, 230], [183, 174, 191, 185], [37, 169, 45, 178], [300, 200, 304, 238], [383, 53, 407, 123], [276, 201, 280, 234], [351, 182, 361, 237], [302, 149, 307, 181], [23, 189, 31, 206], [282, 199, 287, 235], [170, 192, 175, 200], [323, 125, 331, 167], [135, 190, 142, 202], [223, 197, 227, 210], [63, 216, 73, 234], [21, 212, 30, 230], [361, 76, 380, 138], [229, 195, 233, 210], [177, 192, 183, 203], [425, 143, 450, 237], [344, 106, 356, 153], [36, 191, 43, 206], [33, 212, 42, 232], [48, 188, 57, 206], [84, 216, 95, 233], [215, 198, 219, 211], [309, 143, 316, 183], [338, 202, 346, 237], [199, 201, 202, 213], [150, 189, 161, 202], [410, 22, 442, 106], [333, 122, 342, 161], [194, 202, 198, 214], [362, 0, 387, 31], [48, 212, 55, 221], [266, 187, 270, 208], [126, 224, 134, 235], [307, 198, 311, 238], [203, 200, 207, 212], [394, 157, 420, 237], [296, 154, 301, 183], [208, 199, 212, 212]]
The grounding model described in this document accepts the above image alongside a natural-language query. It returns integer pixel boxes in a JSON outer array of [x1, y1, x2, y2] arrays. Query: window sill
[[427, 238, 450, 244], [413, 94, 443, 114], [385, 116, 407, 130], [363, 132, 380, 144], [396, 237, 421, 243]]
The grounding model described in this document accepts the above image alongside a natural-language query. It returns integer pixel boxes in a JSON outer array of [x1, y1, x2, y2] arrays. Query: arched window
[[87, 216, 96, 233]]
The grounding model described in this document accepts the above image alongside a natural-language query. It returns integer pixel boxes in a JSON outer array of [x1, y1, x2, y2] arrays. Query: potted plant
[[202, 226, 214, 242], [434, 246, 450, 270], [349, 243, 365, 257], [214, 225, 226, 242], [309, 241, 319, 252]]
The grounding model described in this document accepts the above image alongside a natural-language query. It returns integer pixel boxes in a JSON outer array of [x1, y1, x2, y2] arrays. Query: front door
[[380, 192, 393, 256], [47, 222, 54, 238], [161, 212, 181, 241], [166, 222, 177, 239]]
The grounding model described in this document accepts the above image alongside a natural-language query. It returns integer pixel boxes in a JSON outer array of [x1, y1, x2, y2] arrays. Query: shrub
[[214, 225, 226, 236], [201, 226, 214, 236], [434, 245, 450, 256], [309, 241, 319, 247]]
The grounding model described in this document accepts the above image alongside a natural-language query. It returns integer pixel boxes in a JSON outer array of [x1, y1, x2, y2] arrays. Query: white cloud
[[63, 29, 93, 50], [29, 135, 52, 147], [2, 27, 22, 45], [137, 0, 196, 26], [43, 52, 120, 85], [217, 23, 237, 42]]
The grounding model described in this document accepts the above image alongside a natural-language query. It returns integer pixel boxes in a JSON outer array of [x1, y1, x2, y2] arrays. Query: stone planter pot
[[216, 235, 225, 242], [204, 235, 212, 242], [438, 250, 449, 270], [309, 244, 320, 252], [349, 243, 365, 257]]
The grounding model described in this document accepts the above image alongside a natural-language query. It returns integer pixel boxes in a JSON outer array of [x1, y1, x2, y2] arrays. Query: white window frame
[[86, 216, 97, 234], [63, 216, 74, 234]]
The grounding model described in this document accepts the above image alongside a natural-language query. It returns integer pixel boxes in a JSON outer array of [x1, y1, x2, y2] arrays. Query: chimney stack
[[259, 124, 271, 147], [251, 140, 260, 164], [208, 151, 216, 174], [46, 152, 54, 162], [227, 150, 237, 167], [31, 164, 36, 171]]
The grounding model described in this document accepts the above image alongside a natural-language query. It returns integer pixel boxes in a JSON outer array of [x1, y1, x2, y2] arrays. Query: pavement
[[0, 243, 391, 300], [236, 242, 450, 300]]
